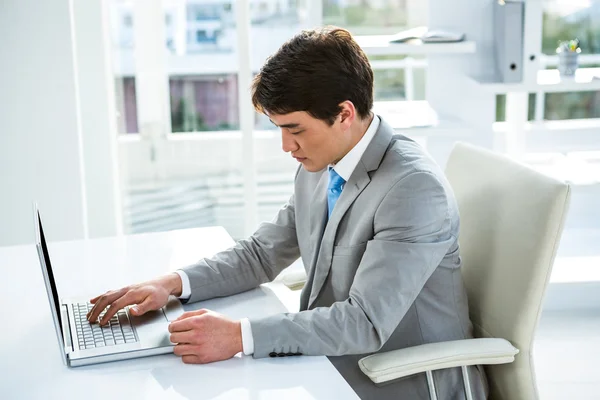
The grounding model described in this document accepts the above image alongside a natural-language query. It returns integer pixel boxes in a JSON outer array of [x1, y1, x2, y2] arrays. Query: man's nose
[[281, 131, 299, 153]]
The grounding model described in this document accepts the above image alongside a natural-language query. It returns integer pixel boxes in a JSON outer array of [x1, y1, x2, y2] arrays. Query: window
[[169, 75, 239, 133], [323, 0, 426, 35], [495, 94, 536, 122], [545, 91, 600, 120], [196, 30, 208, 42], [115, 77, 139, 134], [123, 14, 132, 27], [542, 1, 600, 55], [541, 1, 600, 120]]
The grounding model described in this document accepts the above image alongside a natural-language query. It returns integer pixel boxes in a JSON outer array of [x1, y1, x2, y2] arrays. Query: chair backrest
[[444, 143, 571, 400]]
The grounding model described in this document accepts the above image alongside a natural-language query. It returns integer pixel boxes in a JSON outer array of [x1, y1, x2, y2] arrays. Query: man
[[87, 27, 487, 399]]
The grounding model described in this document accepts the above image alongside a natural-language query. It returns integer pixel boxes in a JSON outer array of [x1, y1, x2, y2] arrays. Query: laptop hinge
[[61, 304, 74, 353]]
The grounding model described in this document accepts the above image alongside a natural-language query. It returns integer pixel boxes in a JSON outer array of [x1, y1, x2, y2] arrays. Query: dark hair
[[251, 26, 374, 125]]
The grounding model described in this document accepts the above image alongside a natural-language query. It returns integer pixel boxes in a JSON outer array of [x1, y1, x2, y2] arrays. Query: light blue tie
[[327, 167, 346, 220]]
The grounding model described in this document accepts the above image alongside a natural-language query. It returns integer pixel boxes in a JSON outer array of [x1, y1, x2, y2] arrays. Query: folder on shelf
[[494, 0, 524, 83], [389, 26, 466, 44]]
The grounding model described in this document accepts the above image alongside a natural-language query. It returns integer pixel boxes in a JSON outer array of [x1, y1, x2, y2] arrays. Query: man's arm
[[87, 168, 301, 325], [249, 171, 454, 357], [180, 192, 300, 303], [87, 194, 299, 324]]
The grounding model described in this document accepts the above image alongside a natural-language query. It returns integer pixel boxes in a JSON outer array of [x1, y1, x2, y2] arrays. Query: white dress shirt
[[176, 115, 380, 356]]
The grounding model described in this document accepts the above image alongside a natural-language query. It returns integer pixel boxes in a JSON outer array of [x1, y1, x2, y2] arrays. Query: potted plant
[[556, 38, 581, 77]]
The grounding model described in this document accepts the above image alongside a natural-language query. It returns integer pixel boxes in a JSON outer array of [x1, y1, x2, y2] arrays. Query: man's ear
[[338, 101, 356, 130]]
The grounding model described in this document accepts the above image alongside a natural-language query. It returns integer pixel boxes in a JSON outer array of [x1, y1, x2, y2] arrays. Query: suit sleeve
[[249, 171, 455, 357], [181, 191, 300, 303]]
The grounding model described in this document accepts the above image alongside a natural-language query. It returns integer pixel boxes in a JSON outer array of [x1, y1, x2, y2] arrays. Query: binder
[[494, 0, 524, 83]]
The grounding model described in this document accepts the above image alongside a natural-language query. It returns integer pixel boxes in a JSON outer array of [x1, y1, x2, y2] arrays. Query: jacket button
[[269, 352, 277, 358]]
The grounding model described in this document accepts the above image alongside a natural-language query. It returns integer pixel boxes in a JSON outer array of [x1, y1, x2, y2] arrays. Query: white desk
[[0, 227, 359, 399]]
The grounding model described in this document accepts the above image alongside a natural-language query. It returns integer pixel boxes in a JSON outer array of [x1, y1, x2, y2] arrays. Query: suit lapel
[[300, 170, 328, 310], [307, 117, 395, 308]]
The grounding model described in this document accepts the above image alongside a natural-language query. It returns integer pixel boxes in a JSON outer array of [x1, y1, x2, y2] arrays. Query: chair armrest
[[358, 338, 519, 385], [281, 269, 307, 290]]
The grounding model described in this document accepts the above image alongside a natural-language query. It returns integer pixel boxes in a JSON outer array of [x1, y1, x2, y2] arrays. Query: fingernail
[[131, 306, 138, 314]]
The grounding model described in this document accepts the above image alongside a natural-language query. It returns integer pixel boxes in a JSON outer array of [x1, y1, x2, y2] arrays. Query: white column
[[404, 57, 415, 101], [174, 0, 187, 56], [534, 90, 545, 122], [504, 92, 529, 159], [236, 0, 259, 236], [522, 0, 543, 84], [133, 0, 170, 180], [0, 0, 88, 246], [72, 0, 124, 238]]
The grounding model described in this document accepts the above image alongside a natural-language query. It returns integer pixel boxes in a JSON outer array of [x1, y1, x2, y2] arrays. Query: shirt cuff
[[174, 270, 191, 300], [240, 318, 255, 356]]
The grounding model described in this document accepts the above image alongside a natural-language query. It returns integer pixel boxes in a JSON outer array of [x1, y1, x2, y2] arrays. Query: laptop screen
[[37, 212, 63, 330]]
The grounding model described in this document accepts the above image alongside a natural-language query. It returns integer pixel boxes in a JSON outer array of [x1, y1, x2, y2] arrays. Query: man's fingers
[[175, 309, 209, 321], [99, 290, 141, 325], [89, 294, 101, 304], [169, 316, 201, 333], [173, 344, 200, 356], [170, 330, 198, 345], [86, 287, 128, 323], [181, 355, 202, 364], [128, 297, 154, 317]]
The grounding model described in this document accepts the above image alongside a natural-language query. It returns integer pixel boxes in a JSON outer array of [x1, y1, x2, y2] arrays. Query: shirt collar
[[330, 115, 380, 182]]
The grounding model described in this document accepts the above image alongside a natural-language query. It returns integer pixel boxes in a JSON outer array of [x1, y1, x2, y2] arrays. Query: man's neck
[[332, 112, 374, 166], [349, 112, 374, 149]]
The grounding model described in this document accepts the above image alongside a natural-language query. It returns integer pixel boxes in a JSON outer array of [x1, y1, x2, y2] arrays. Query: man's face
[[268, 111, 351, 172]]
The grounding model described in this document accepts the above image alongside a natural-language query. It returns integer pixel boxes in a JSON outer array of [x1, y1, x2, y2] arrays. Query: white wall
[[0, 0, 88, 246], [0, 0, 122, 247]]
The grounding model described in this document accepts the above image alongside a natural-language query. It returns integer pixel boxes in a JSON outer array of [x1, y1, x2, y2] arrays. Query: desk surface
[[0, 227, 359, 399]]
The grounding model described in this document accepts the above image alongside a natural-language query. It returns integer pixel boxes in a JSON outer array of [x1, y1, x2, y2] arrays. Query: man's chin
[[301, 163, 325, 173]]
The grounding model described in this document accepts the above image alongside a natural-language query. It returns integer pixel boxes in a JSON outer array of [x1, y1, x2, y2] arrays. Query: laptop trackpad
[[131, 309, 172, 347], [129, 308, 168, 325]]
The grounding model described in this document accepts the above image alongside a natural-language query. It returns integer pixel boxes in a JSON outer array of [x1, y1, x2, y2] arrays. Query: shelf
[[354, 35, 476, 56], [493, 119, 600, 153], [493, 118, 600, 134], [471, 68, 600, 93], [373, 100, 473, 137]]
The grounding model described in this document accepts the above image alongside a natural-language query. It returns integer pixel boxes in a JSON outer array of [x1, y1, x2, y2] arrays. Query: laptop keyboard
[[73, 303, 138, 351]]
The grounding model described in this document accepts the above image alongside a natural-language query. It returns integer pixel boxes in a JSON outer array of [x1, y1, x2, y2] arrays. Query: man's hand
[[169, 309, 243, 364], [86, 273, 183, 325]]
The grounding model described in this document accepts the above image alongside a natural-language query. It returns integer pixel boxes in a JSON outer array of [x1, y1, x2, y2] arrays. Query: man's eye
[[291, 130, 304, 135]]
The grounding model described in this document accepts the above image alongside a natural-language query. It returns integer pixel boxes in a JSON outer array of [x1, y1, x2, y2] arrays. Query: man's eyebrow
[[269, 119, 301, 129]]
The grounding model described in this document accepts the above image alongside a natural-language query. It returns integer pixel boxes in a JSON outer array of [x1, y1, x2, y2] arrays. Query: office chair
[[357, 142, 571, 399]]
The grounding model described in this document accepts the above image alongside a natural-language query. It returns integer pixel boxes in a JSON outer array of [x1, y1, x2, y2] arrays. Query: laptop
[[33, 204, 184, 367]]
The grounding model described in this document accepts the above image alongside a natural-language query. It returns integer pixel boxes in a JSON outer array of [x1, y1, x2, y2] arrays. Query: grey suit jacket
[[182, 117, 488, 399]]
